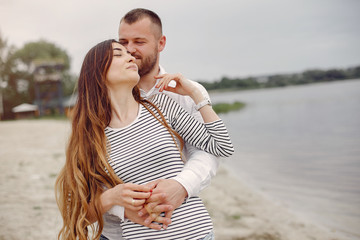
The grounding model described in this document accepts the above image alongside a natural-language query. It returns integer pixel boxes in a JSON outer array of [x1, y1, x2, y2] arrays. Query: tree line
[[198, 66, 360, 91], [0, 33, 76, 119]]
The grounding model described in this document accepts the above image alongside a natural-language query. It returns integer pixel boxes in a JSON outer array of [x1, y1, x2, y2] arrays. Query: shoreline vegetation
[[198, 65, 360, 92], [213, 101, 245, 114], [0, 119, 351, 240]]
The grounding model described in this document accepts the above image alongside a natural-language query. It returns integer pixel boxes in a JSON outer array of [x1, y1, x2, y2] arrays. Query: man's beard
[[136, 50, 158, 77]]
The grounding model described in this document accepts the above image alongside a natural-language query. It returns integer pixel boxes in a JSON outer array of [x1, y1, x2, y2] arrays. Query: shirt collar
[[139, 65, 167, 99]]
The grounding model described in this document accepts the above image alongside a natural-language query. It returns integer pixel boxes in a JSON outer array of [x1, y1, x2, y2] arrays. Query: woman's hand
[[155, 73, 201, 101], [106, 183, 152, 211]]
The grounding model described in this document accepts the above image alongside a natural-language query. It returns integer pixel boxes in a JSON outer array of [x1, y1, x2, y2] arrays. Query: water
[[209, 79, 360, 239]]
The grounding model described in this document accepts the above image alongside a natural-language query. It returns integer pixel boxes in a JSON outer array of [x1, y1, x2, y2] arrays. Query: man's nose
[[127, 43, 136, 54]]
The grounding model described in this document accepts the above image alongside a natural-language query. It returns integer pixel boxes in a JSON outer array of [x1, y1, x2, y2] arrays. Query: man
[[102, 8, 220, 238]]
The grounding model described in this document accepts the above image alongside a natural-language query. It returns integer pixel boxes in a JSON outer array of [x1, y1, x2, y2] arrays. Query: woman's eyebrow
[[113, 48, 122, 51]]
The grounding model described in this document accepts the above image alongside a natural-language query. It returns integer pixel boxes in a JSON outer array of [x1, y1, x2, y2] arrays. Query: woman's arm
[[152, 73, 235, 157], [156, 73, 218, 123]]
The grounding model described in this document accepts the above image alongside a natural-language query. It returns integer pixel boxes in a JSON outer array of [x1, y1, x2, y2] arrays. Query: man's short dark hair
[[122, 8, 163, 34]]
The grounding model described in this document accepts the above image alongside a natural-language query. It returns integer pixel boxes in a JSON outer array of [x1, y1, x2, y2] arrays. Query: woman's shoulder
[[148, 93, 175, 105], [147, 93, 182, 118]]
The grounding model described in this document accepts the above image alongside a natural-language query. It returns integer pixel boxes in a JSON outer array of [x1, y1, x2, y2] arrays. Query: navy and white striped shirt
[[103, 94, 234, 240]]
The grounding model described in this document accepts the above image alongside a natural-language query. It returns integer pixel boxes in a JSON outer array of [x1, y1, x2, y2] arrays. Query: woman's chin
[[132, 75, 140, 84]]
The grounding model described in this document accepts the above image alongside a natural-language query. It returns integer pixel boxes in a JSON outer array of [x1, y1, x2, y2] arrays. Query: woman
[[55, 39, 234, 240]]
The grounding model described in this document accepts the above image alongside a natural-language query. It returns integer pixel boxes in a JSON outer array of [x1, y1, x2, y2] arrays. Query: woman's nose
[[128, 54, 136, 62]]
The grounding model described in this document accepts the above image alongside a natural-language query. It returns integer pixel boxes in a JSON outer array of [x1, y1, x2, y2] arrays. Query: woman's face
[[106, 42, 140, 87]]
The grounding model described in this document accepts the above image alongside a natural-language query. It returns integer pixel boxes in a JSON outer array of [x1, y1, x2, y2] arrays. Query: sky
[[1, 0, 359, 82]]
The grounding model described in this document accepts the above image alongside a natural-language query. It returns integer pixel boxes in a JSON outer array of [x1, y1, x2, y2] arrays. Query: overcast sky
[[1, 0, 359, 81]]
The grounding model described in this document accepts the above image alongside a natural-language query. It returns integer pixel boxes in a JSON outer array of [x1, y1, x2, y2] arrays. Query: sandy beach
[[0, 120, 349, 240]]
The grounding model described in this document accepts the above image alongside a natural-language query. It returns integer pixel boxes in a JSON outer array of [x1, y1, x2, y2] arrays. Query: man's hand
[[139, 179, 188, 228]]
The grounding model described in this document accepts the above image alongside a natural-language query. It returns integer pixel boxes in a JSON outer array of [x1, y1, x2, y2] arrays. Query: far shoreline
[[207, 78, 360, 94]]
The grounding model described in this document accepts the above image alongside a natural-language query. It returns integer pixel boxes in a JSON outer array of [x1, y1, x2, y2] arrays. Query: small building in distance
[[12, 103, 39, 119], [33, 60, 65, 116]]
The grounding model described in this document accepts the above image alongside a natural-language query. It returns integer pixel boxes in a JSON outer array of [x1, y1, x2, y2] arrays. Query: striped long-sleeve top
[[103, 93, 234, 240]]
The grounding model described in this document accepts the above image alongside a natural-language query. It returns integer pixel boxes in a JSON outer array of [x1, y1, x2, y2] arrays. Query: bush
[[212, 101, 245, 114]]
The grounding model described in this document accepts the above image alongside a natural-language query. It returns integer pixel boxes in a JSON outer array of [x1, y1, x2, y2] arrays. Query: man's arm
[[172, 143, 219, 198]]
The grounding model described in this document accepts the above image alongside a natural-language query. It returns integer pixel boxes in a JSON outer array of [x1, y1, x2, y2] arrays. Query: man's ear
[[158, 35, 166, 52]]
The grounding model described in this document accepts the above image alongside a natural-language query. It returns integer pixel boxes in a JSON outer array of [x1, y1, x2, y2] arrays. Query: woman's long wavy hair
[[55, 39, 183, 240]]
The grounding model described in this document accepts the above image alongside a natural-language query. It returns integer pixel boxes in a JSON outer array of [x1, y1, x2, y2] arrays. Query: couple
[[55, 8, 234, 240]]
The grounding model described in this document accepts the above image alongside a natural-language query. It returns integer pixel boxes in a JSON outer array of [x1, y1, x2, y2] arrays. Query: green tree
[[325, 69, 346, 81], [62, 72, 78, 96], [236, 77, 260, 89], [302, 69, 326, 83], [349, 66, 360, 78], [1, 38, 74, 119], [265, 75, 290, 87], [0, 33, 18, 119], [219, 76, 234, 88], [12, 39, 70, 72]]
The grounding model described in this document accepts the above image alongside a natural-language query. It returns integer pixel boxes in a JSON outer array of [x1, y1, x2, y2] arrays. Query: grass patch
[[52, 153, 63, 160], [49, 173, 57, 178], [213, 101, 245, 114], [231, 214, 242, 220]]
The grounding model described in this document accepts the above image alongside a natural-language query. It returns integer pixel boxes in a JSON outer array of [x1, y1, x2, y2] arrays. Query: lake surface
[[209, 79, 360, 239]]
